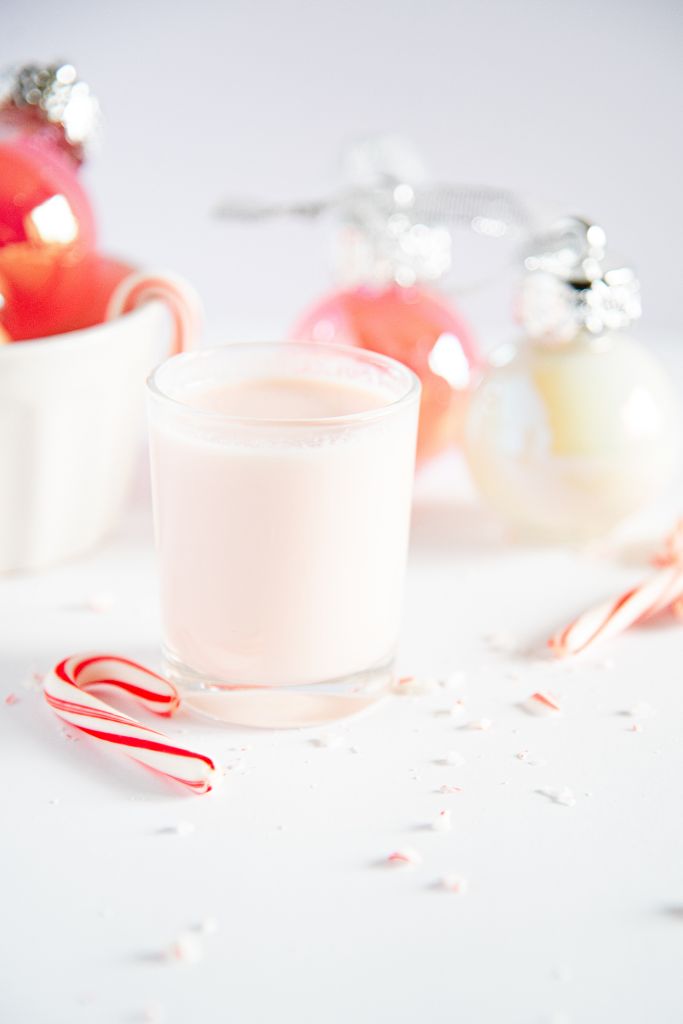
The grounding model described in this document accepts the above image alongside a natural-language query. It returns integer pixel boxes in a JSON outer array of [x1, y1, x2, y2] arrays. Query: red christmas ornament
[[293, 283, 478, 463], [0, 130, 96, 252], [0, 62, 102, 340], [0, 251, 132, 340], [286, 136, 485, 464]]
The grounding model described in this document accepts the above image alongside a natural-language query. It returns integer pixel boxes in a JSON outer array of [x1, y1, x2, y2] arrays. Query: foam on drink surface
[[185, 376, 391, 420]]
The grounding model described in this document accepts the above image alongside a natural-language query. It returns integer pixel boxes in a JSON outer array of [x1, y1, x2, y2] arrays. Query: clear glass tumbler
[[147, 342, 420, 690]]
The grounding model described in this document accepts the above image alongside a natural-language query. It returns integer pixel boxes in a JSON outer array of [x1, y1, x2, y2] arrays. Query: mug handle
[[105, 270, 203, 354]]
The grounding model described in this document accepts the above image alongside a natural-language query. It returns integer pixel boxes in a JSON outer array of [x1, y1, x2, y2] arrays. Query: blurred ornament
[[0, 271, 9, 341], [293, 138, 479, 462], [0, 62, 101, 338], [2, 252, 132, 340], [465, 217, 679, 541], [216, 136, 532, 463], [294, 284, 476, 462]]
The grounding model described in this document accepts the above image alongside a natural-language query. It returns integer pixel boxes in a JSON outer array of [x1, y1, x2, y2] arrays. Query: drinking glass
[[147, 342, 420, 690]]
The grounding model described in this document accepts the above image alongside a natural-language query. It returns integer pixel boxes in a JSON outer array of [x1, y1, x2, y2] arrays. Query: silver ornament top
[[214, 135, 532, 290], [520, 216, 641, 343], [332, 136, 532, 288], [0, 62, 101, 160]]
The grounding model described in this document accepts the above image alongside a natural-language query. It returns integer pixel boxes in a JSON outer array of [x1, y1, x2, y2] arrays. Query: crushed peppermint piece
[[522, 691, 562, 716], [440, 874, 468, 894], [23, 670, 45, 690], [538, 786, 576, 807], [449, 698, 466, 718], [311, 734, 343, 748], [169, 932, 204, 964], [468, 718, 492, 731], [5, 692, 18, 705], [195, 917, 219, 935], [516, 749, 547, 767], [441, 670, 467, 689], [440, 751, 465, 767], [432, 809, 452, 833], [387, 848, 422, 867], [392, 675, 438, 696], [438, 784, 463, 794], [630, 723, 643, 733]]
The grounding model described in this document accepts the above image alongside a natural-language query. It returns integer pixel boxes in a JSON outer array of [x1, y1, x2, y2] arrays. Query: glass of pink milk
[[147, 342, 420, 690]]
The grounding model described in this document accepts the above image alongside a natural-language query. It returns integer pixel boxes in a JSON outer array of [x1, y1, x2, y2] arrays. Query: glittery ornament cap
[[520, 216, 641, 343], [0, 62, 101, 160], [336, 137, 452, 288]]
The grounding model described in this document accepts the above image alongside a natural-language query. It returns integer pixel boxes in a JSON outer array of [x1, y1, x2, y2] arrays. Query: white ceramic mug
[[0, 273, 200, 572]]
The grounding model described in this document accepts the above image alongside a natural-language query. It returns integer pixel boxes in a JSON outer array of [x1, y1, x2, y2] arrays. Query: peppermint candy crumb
[[441, 751, 466, 767], [431, 809, 452, 833], [169, 932, 204, 964], [538, 786, 576, 807], [196, 917, 219, 935], [392, 676, 438, 696], [386, 848, 422, 867], [440, 874, 468, 895], [520, 691, 562, 717], [312, 734, 343, 749]]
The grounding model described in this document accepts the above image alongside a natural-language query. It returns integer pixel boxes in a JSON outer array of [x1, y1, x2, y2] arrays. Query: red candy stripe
[[43, 654, 216, 794], [105, 270, 202, 354], [549, 565, 683, 657]]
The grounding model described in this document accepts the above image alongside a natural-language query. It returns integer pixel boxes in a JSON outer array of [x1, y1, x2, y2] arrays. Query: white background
[[3, 4, 683, 1023]]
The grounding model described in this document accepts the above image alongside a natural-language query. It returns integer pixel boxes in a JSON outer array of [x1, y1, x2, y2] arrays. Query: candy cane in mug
[[106, 270, 203, 353]]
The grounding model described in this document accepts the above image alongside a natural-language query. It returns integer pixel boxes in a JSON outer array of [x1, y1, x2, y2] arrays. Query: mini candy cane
[[549, 563, 683, 657], [44, 654, 216, 794], [105, 270, 202, 353]]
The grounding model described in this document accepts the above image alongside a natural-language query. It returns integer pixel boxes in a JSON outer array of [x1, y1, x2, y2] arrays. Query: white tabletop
[[2, 450, 683, 1024]]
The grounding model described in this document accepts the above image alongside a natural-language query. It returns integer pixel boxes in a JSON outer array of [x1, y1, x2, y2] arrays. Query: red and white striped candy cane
[[105, 270, 203, 354], [44, 654, 216, 794], [548, 563, 683, 657]]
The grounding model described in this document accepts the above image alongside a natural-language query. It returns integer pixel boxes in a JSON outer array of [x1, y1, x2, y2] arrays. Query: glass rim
[[146, 341, 421, 428]]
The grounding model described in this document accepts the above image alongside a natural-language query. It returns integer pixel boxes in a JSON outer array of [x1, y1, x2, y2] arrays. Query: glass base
[[162, 646, 396, 696]]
